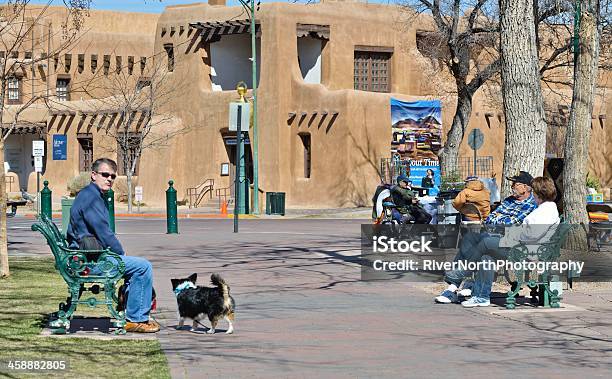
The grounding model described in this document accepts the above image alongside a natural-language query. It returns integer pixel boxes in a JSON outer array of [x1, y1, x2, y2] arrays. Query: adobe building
[[2, 1, 610, 209]]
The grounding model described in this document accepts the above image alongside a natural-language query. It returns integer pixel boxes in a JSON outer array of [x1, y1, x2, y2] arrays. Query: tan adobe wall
[[4, 2, 610, 207]]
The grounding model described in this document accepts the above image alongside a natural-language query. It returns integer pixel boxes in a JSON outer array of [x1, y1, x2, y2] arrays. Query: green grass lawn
[[0, 258, 170, 379]]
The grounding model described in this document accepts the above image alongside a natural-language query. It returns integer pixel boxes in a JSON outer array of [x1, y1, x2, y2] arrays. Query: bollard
[[166, 180, 178, 234], [40, 180, 52, 220], [105, 188, 116, 233]]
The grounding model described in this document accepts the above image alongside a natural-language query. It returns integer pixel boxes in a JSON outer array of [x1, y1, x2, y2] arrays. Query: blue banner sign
[[53, 134, 67, 160]]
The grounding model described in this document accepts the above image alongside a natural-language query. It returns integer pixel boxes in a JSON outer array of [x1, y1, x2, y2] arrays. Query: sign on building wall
[[390, 99, 443, 195], [52, 134, 67, 160]]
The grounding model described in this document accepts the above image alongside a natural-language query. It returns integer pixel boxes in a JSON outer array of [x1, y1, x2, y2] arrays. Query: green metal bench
[[505, 223, 572, 309], [31, 215, 127, 334]]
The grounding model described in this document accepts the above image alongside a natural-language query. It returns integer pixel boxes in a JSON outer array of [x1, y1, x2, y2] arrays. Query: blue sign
[[52, 134, 67, 160], [409, 160, 440, 196]]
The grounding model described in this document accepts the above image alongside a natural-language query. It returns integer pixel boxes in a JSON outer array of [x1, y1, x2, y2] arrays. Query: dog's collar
[[174, 282, 196, 295]]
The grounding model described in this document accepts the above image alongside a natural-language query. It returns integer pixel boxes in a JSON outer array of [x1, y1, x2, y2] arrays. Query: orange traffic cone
[[220, 200, 228, 216]]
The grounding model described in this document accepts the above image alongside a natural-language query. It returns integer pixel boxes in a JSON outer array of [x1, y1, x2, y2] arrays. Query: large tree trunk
[[0, 79, 9, 277], [499, 0, 548, 198], [0, 138, 9, 277], [439, 87, 473, 177], [563, 0, 601, 225]]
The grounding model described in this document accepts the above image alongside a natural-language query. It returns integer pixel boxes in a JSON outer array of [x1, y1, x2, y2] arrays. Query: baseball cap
[[506, 171, 533, 186]]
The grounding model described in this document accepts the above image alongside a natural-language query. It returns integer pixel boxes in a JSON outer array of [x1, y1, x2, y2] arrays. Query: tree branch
[[467, 57, 501, 93], [540, 40, 572, 75]]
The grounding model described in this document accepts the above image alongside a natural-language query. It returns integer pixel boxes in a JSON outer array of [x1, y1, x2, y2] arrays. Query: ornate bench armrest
[[58, 247, 125, 280]]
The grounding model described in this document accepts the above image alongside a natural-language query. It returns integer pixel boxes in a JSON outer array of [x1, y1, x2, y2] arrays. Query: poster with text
[[409, 162, 440, 196]]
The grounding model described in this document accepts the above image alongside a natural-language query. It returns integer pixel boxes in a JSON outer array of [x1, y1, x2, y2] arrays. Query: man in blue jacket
[[67, 158, 159, 333]]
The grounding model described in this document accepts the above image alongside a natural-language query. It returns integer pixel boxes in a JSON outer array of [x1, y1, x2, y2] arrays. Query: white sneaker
[[458, 280, 474, 297], [435, 289, 458, 304], [461, 296, 490, 307]]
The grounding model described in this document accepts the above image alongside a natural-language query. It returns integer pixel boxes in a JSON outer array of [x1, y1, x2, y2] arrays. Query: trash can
[[265, 192, 285, 216], [61, 197, 75, 237]]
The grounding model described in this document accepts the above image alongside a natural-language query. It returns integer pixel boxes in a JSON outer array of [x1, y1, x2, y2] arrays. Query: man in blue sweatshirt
[[67, 158, 159, 333]]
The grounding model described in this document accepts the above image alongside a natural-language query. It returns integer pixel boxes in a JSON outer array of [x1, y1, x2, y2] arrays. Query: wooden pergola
[[188, 19, 261, 42]]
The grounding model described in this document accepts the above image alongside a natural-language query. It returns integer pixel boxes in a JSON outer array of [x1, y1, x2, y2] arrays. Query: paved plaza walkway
[[9, 217, 612, 378]]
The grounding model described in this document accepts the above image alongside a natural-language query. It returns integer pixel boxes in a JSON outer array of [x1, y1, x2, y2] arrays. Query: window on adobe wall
[[116, 56, 122, 74], [7, 77, 21, 104], [78, 134, 93, 172], [56, 78, 70, 101], [164, 43, 174, 72], [354, 47, 393, 93], [78, 54, 84, 73], [64, 54, 72, 72], [299, 133, 311, 178]]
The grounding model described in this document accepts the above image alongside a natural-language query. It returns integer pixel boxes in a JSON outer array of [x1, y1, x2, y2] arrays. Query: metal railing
[[187, 178, 214, 208], [215, 187, 233, 209], [453, 156, 494, 178]]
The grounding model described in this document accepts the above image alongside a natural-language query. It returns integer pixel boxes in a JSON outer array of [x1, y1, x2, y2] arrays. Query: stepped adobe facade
[[3, 1, 610, 207]]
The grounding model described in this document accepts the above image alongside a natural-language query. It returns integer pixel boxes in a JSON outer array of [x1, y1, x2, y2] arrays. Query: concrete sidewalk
[[11, 217, 612, 378]]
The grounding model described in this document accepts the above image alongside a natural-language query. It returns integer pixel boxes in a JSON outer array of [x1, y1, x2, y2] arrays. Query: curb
[[24, 213, 260, 220]]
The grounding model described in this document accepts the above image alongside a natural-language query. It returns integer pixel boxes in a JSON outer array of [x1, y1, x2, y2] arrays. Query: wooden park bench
[[31, 215, 127, 334], [504, 223, 572, 309]]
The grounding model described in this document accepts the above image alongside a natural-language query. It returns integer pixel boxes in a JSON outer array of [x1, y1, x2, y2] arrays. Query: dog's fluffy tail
[[211, 273, 231, 308]]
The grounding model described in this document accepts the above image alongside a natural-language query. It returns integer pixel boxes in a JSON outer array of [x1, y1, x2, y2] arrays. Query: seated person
[[390, 175, 433, 224], [66, 158, 160, 333], [435, 171, 537, 303], [452, 176, 491, 221], [461, 176, 560, 307]]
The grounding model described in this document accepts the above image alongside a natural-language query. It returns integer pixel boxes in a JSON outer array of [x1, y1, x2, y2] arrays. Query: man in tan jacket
[[452, 176, 491, 221]]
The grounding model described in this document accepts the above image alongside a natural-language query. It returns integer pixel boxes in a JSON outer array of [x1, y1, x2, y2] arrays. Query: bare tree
[[400, 1, 501, 175], [0, 0, 92, 277], [563, 0, 602, 227], [401, 1, 576, 177], [83, 53, 189, 213]]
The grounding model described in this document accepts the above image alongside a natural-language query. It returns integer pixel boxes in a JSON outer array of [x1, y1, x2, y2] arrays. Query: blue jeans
[[121, 256, 153, 323], [392, 208, 414, 224], [472, 246, 510, 300], [444, 232, 502, 287]]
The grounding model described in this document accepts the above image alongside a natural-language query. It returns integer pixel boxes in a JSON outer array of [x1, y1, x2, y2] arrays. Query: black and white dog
[[170, 273, 235, 334]]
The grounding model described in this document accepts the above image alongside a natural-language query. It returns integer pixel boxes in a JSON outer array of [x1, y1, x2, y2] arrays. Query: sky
[[20, 0, 393, 14]]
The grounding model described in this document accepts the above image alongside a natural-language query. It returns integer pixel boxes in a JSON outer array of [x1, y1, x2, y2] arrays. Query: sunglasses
[[96, 171, 117, 180]]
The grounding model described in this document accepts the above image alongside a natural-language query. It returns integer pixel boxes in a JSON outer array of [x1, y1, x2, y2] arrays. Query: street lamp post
[[239, 0, 259, 214]]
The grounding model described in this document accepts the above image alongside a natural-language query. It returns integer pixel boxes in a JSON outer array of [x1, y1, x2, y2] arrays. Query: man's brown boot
[[125, 320, 160, 333]]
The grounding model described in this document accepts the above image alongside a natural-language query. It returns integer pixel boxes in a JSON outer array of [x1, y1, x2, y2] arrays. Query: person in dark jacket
[[66, 158, 159, 333], [390, 175, 432, 224]]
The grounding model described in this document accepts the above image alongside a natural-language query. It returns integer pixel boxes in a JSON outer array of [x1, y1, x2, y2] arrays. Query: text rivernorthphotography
[[371, 259, 585, 275]]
